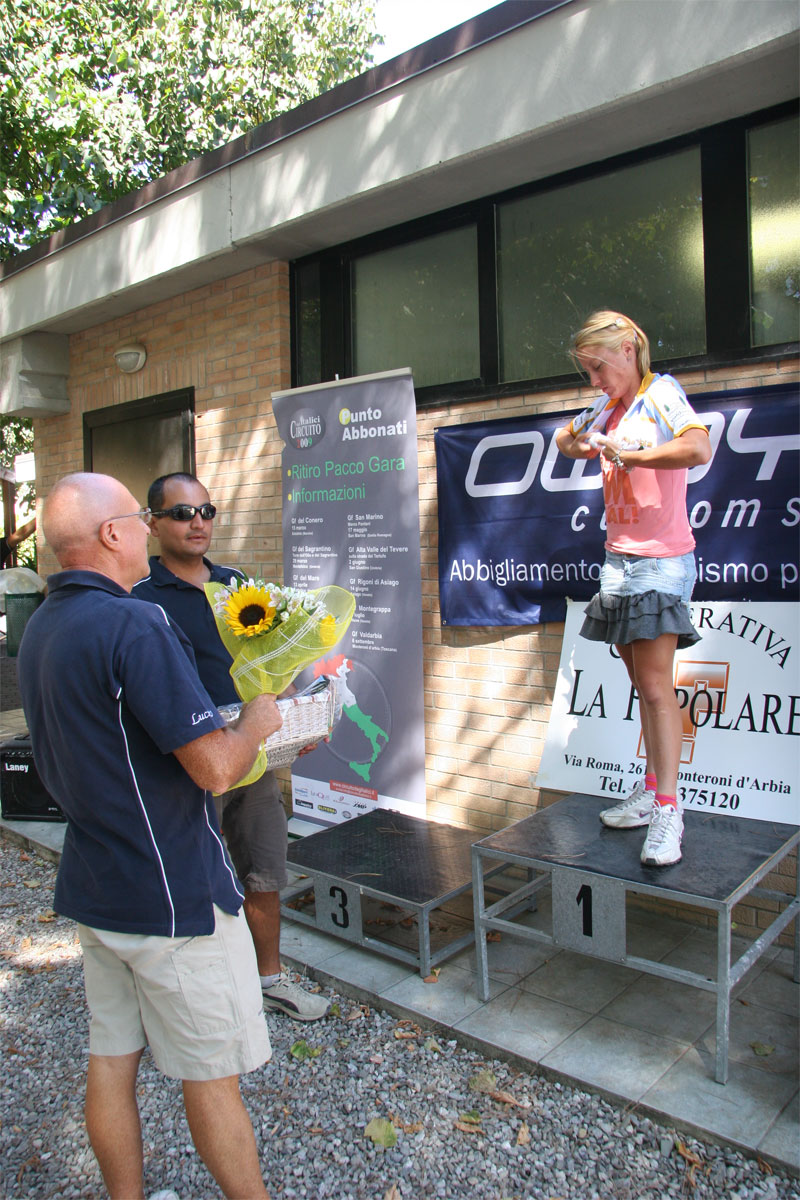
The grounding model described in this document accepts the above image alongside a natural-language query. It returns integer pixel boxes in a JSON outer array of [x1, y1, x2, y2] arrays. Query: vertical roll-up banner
[[272, 369, 426, 826]]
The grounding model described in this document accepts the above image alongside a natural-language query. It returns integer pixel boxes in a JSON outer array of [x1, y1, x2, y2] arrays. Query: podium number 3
[[330, 885, 350, 928], [576, 884, 592, 937]]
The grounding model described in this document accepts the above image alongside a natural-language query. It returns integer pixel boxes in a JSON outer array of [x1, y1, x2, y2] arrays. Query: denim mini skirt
[[580, 550, 700, 648]]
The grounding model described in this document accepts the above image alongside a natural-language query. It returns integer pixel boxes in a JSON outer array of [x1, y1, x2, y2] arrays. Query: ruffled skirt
[[580, 589, 700, 649]]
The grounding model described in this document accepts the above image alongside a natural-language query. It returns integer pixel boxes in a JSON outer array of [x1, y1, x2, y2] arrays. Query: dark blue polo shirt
[[132, 558, 243, 706], [17, 570, 243, 937]]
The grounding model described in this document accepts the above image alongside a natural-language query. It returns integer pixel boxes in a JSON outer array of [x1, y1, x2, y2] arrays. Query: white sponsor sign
[[538, 600, 799, 823]]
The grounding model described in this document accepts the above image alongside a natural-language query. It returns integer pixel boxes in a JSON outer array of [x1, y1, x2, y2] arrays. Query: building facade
[[1, 0, 798, 937]]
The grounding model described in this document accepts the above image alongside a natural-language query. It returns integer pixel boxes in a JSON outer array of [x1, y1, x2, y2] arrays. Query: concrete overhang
[[1, 0, 798, 344]]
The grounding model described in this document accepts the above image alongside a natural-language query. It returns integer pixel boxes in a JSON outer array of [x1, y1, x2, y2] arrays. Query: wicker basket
[[218, 678, 337, 769]]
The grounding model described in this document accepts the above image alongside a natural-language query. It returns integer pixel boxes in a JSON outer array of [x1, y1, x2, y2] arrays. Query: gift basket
[[218, 676, 340, 770], [206, 577, 355, 784]]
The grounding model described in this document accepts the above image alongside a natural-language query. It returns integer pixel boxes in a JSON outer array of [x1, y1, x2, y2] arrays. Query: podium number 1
[[576, 884, 592, 937]]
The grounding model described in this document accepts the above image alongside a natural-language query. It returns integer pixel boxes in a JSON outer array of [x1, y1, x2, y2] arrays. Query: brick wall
[[31, 262, 798, 941], [34, 261, 292, 581]]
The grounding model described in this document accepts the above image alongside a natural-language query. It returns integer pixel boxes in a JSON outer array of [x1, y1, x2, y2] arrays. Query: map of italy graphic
[[315, 654, 389, 782]]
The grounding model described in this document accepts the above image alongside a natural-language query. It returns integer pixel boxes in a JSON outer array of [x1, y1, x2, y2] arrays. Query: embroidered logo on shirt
[[191, 710, 213, 726]]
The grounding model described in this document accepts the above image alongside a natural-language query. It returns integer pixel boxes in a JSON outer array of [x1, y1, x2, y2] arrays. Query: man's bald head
[[43, 473, 129, 561], [42, 473, 149, 588]]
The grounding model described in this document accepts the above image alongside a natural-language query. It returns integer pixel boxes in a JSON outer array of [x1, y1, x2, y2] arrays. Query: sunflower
[[317, 612, 338, 646], [222, 584, 278, 638]]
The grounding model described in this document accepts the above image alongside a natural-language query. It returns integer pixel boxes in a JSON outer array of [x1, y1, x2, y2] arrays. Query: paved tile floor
[[2, 702, 797, 1173]]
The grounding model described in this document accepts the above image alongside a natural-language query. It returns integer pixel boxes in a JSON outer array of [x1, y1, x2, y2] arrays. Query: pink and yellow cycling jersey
[[568, 372, 708, 557]]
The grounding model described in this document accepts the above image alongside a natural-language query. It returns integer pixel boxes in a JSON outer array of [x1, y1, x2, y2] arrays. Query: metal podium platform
[[281, 809, 485, 977], [471, 794, 800, 1083]]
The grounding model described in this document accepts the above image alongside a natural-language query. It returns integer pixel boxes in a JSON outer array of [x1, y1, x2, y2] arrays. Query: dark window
[[294, 260, 322, 387], [293, 104, 798, 405], [497, 148, 705, 382], [748, 115, 800, 347], [352, 225, 480, 387]]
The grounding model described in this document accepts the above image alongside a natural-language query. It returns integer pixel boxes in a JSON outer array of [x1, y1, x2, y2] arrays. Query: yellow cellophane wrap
[[204, 582, 356, 788]]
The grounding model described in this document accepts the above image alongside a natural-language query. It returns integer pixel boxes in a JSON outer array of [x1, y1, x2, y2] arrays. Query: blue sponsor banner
[[435, 383, 799, 626]]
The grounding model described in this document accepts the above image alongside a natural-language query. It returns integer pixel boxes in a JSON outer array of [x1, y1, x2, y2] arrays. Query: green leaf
[[468, 1069, 497, 1094], [289, 1039, 321, 1061], [364, 1117, 397, 1147], [458, 1110, 482, 1124]]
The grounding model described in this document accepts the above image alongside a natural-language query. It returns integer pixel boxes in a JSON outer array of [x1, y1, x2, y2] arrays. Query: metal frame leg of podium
[[281, 809, 499, 977], [471, 795, 800, 1084]]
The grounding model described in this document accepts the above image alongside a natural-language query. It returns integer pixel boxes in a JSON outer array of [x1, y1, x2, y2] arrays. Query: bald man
[[17, 473, 280, 1200]]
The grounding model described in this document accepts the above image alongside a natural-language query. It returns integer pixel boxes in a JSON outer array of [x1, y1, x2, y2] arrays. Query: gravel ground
[[0, 836, 795, 1200]]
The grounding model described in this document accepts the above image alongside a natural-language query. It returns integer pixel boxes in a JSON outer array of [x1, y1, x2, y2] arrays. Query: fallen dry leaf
[[394, 1022, 422, 1040], [516, 1122, 530, 1146], [675, 1138, 704, 1186], [468, 1068, 497, 1094], [676, 1140, 702, 1167], [389, 1113, 424, 1134], [384, 1186, 402, 1200], [454, 1120, 482, 1135], [490, 1090, 530, 1109]]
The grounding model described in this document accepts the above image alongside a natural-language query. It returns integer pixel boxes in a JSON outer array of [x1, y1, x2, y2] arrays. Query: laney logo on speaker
[[4, 763, 28, 772]]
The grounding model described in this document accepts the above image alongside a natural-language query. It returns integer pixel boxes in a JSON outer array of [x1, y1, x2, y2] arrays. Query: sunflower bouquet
[[204, 576, 356, 784]]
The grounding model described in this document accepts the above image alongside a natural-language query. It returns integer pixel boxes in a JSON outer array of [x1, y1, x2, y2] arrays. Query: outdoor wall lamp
[[114, 342, 147, 373]]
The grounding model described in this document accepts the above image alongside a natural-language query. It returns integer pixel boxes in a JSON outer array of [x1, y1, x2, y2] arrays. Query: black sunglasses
[[150, 503, 217, 521]]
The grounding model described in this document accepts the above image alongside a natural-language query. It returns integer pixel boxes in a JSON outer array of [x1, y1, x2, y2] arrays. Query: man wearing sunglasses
[[133, 472, 328, 1022]]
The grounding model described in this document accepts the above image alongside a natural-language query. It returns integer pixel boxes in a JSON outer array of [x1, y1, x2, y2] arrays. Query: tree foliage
[[0, 0, 380, 259], [0, 416, 33, 506], [0, 415, 35, 565]]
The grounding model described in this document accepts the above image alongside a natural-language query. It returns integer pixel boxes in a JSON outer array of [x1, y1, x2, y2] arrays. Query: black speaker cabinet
[[0, 735, 65, 822]]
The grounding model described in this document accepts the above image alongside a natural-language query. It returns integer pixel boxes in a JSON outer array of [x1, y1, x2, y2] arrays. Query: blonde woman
[[555, 312, 711, 866]]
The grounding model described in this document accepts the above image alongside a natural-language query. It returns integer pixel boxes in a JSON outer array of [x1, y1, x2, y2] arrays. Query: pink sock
[[645, 773, 657, 793], [655, 793, 677, 809]]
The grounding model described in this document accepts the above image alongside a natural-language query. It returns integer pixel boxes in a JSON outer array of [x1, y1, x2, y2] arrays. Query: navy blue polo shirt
[[17, 570, 243, 937], [132, 558, 242, 706]]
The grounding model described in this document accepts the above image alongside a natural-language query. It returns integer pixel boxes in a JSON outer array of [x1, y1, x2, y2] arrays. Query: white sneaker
[[599, 780, 655, 828], [641, 802, 683, 867], [262, 972, 329, 1021]]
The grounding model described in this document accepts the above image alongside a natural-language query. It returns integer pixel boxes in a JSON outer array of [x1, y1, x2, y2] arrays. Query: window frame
[[290, 100, 799, 409]]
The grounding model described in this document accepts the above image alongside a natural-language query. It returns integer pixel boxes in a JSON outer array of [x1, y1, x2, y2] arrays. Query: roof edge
[[0, 0, 572, 282]]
